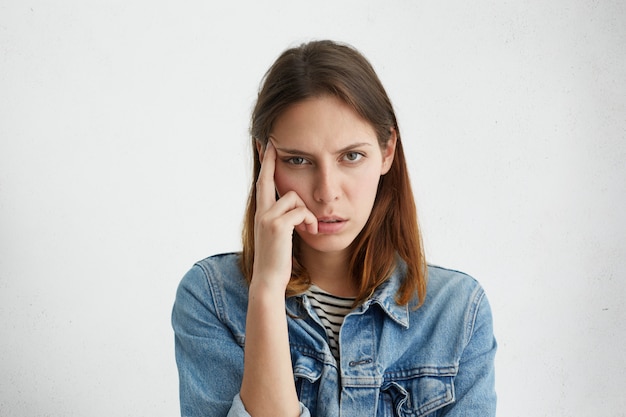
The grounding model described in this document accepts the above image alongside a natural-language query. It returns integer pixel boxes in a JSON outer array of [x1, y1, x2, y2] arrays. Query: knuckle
[[256, 213, 281, 232]]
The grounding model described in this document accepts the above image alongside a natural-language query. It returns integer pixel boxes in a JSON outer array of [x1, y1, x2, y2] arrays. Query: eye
[[286, 156, 308, 165], [343, 151, 364, 163]]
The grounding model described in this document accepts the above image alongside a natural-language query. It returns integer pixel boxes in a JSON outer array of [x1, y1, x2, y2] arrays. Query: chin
[[296, 232, 355, 255]]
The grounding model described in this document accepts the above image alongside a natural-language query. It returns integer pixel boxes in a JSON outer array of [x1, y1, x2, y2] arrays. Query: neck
[[299, 246, 357, 297]]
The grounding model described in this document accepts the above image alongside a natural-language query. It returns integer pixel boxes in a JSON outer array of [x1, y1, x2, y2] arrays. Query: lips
[[316, 217, 347, 234]]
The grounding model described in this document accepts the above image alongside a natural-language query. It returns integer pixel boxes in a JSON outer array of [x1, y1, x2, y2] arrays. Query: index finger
[[256, 140, 278, 211]]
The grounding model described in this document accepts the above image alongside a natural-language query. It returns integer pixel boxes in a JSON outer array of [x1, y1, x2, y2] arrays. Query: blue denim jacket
[[172, 253, 496, 417]]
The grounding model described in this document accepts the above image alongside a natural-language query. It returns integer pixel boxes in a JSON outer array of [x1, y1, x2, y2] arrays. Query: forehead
[[270, 96, 377, 150]]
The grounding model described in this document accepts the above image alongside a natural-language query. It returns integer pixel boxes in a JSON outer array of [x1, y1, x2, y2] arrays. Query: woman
[[172, 40, 496, 417]]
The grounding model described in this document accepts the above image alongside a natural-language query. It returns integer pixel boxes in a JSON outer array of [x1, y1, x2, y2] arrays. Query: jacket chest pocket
[[293, 355, 323, 415], [380, 370, 456, 417]]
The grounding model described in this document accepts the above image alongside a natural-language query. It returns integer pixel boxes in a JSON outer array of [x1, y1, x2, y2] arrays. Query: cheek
[[274, 167, 306, 198], [355, 170, 383, 205], [357, 167, 383, 191]]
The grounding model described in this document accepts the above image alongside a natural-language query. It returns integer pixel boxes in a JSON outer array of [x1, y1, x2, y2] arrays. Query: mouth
[[317, 217, 346, 223], [316, 217, 347, 234]]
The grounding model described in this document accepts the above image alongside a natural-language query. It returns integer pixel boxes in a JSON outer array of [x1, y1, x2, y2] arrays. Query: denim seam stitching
[[195, 261, 228, 329], [464, 286, 486, 349]]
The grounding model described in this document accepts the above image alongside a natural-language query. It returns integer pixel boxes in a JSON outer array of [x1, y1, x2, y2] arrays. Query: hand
[[252, 141, 318, 293]]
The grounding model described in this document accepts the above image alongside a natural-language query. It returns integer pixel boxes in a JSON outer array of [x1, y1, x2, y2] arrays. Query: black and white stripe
[[305, 285, 355, 360]]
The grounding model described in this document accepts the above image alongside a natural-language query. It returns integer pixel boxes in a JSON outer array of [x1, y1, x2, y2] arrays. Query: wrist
[[249, 274, 289, 299]]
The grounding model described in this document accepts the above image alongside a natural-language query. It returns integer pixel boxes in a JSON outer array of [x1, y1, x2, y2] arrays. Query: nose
[[313, 166, 340, 203]]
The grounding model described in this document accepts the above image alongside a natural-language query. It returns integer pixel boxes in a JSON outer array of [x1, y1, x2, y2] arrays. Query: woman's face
[[266, 95, 396, 257]]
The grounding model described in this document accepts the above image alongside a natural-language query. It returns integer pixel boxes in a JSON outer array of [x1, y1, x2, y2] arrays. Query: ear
[[380, 128, 397, 175]]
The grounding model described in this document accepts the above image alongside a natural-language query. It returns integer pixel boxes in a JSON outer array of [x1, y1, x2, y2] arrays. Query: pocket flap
[[382, 369, 456, 416], [292, 354, 323, 383]]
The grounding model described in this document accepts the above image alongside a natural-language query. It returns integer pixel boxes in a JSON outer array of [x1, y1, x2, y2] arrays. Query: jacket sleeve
[[441, 288, 497, 416], [227, 394, 310, 417], [171, 264, 311, 417], [172, 264, 247, 417]]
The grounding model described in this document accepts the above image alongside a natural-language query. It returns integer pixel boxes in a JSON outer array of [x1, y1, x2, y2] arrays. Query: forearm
[[239, 281, 300, 417]]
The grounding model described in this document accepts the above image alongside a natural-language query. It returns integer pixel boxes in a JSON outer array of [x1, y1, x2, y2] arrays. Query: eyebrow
[[272, 141, 373, 157]]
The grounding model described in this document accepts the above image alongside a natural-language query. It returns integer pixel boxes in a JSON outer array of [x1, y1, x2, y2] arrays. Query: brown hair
[[241, 40, 427, 307]]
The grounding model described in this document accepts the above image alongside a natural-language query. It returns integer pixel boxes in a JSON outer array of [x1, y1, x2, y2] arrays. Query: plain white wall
[[1, 1, 624, 416]]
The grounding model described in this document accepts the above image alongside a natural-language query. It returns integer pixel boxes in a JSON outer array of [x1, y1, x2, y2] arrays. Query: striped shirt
[[305, 285, 356, 360]]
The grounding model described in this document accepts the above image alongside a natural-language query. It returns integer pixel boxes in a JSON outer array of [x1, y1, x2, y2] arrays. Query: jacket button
[[349, 358, 373, 367]]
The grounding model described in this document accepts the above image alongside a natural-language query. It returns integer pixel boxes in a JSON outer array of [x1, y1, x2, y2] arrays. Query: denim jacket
[[172, 253, 496, 417]]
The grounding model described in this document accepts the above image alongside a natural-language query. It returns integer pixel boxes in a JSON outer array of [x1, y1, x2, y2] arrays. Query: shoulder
[[424, 264, 485, 303], [180, 252, 246, 293], [416, 264, 493, 344], [407, 264, 492, 332], [190, 252, 245, 281], [173, 252, 248, 329]]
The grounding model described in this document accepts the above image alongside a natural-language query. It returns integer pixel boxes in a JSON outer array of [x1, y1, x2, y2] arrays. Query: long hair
[[241, 40, 427, 307]]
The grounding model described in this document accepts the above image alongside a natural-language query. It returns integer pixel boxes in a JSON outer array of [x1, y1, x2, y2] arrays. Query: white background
[[1, 1, 625, 416]]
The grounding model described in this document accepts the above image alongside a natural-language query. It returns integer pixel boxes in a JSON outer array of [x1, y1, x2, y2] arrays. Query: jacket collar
[[356, 260, 410, 328], [287, 258, 412, 329]]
